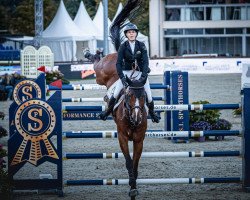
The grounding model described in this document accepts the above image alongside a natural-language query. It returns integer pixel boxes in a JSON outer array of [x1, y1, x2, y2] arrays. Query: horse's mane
[[109, 0, 142, 52]]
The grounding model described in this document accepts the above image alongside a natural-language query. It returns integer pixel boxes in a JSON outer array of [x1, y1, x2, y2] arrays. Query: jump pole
[[64, 151, 241, 159], [62, 130, 241, 139], [65, 177, 241, 186]]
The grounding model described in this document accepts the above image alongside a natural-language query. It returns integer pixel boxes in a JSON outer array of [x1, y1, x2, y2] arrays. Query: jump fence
[[7, 71, 250, 196]]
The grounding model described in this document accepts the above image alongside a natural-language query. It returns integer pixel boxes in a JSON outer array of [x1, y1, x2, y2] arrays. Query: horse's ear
[[126, 75, 133, 85]]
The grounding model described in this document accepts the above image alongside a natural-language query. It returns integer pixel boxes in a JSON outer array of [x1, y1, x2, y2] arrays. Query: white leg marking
[[135, 98, 139, 119]]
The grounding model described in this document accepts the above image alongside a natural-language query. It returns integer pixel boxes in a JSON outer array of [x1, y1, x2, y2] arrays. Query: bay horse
[[84, 0, 146, 198], [115, 77, 147, 198]]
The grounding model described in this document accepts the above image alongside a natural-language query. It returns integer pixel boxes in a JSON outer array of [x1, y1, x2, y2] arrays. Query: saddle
[[103, 81, 148, 114]]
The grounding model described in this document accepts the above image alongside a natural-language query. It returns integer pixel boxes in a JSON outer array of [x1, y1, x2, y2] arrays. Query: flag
[[50, 79, 62, 89], [37, 66, 46, 73]]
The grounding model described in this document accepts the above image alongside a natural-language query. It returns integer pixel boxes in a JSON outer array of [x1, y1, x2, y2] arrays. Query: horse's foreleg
[[132, 140, 144, 186], [123, 140, 143, 199], [117, 133, 134, 185]]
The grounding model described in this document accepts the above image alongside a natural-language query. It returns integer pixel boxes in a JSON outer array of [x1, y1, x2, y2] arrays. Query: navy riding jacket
[[116, 40, 149, 80]]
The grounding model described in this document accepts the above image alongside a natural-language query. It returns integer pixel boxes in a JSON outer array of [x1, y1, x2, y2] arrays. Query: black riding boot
[[99, 96, 116, 120], [147, 101, 160, 123]]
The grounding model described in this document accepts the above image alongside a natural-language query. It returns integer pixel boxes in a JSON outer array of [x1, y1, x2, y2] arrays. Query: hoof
[[128, 189, 139, 197]]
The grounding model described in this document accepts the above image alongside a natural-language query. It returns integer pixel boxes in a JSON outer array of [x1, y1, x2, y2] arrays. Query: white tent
[[112, 2, 149, 53], [74, 1, 103, 60], [112, 2, 123, 23], [93, 1, 112, 37], [74, 1, 102, 39], [42, 0, 93, 61], [93, 1, 115, 53]]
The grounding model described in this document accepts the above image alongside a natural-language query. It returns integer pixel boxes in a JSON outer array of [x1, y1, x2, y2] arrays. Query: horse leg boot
[[99, 96, 116, 120], [125, 156, 138, 199], [123, 155, 135, 189], [125, 156, 135, 187], [147, 100, 160, 123], [117, 133, 136, 198], [129, 140, 144, 198]]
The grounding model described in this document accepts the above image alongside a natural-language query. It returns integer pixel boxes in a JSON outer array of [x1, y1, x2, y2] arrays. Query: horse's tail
[[110, 0, 142, 52]]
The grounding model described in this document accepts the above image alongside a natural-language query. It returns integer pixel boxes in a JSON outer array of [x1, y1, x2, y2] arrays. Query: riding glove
[[121, 77, 129, 87]]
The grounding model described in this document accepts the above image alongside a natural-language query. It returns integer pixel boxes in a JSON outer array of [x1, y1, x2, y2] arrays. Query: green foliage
[[3, 0, 57, 35], [9, 0, 35, 35], [189, 100, 220, 125], [107, 0, 149, 36], [2, 0, 149, 36], [45, 70, 70, 85], [233, 107, 242, 116], [189, 100, 232, 131]]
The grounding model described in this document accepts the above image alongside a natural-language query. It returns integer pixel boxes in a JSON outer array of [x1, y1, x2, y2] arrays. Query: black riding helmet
[[124, 23, 139, 37]]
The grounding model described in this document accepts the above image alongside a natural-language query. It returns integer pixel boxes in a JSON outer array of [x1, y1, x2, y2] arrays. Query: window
[[247, 37, 250, 57], [205, 28, 224, 34], [164, 36, 243, 57], [165, 8, 181, 21], [185, 29, 203, 34], [226, 28, 242, 34], [165, 0, 187, 5], [165, 29, 184, 35]]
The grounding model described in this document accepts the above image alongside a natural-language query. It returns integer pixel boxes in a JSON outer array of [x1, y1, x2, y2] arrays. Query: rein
[[130, 60, 140, 80]]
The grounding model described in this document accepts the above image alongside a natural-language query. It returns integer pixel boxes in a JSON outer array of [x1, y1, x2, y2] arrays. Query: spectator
[[0, 73, 13, 100], [10, 72, 23, 87]]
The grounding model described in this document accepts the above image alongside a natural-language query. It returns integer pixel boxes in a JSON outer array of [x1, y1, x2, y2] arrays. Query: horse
[[84, 50, 118, 89], [114, 77, 147, 198], [84, 0, 146, 198]]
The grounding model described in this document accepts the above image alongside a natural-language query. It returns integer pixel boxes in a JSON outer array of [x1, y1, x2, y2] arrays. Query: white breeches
[[113, 70, 152, 102]]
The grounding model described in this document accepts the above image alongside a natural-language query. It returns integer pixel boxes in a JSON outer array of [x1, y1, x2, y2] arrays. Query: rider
[[99, 23, 160, 123]]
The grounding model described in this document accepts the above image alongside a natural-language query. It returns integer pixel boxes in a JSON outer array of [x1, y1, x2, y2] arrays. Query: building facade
[[149, 0, 250, 57]]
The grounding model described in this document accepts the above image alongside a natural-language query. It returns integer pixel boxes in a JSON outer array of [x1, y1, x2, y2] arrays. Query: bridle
[[124, 86, 145, 128]]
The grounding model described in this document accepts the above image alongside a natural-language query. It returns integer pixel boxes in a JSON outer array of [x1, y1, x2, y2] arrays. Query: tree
[[9, 0, 57, 35], [101, 0, 149, 36], [0, 0, 22, 31], [9, 0, 35, 35], [2, 0, 149, 37]]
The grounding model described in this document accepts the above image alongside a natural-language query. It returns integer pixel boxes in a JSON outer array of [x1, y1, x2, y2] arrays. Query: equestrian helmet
[[124, 23, 139, 35]]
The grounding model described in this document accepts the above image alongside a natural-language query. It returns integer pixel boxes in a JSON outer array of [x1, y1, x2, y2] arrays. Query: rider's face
[[126, 30, 137, 41]]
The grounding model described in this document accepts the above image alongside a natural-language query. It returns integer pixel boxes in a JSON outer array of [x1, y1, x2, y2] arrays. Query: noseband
[[124, 86, 145, 128]]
